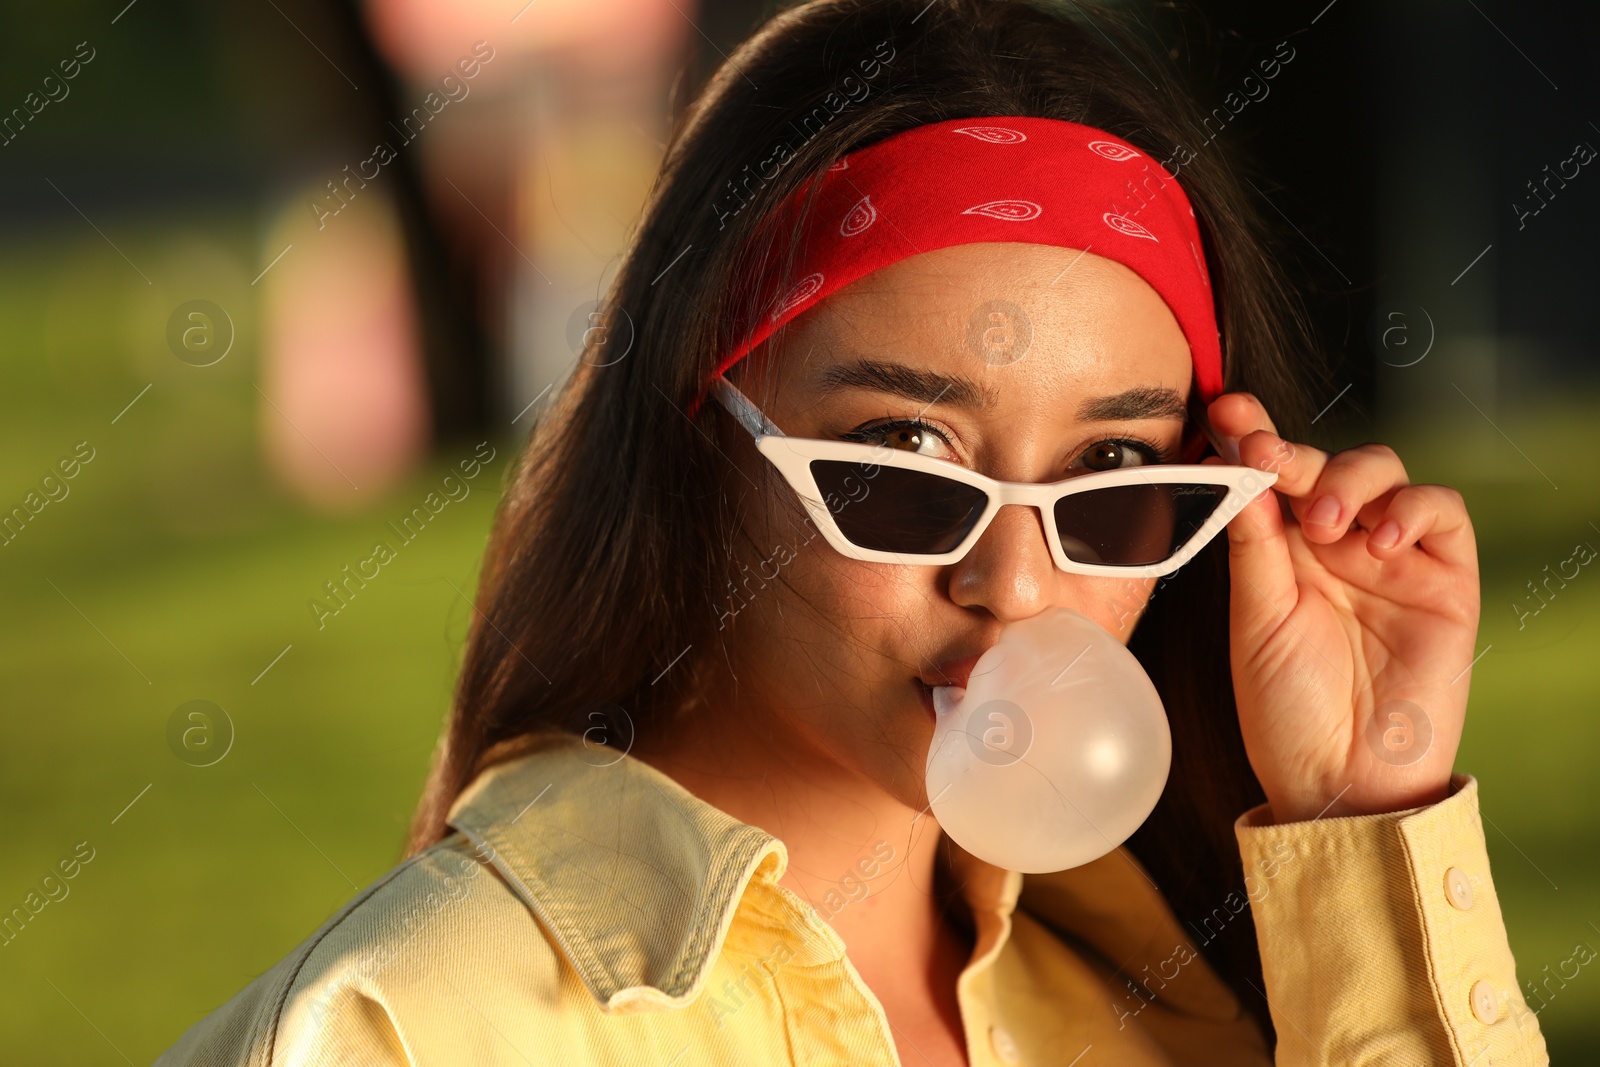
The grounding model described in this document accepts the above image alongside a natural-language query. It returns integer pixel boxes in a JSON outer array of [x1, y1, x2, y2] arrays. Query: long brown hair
[[408, 0, 1330, 1043]]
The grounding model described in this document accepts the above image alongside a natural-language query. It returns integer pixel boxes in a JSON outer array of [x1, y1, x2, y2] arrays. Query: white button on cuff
[[1446, 867, 1475, 910], [989, 1024, 1021, 1065], [1470, 980, 1499, 1024]]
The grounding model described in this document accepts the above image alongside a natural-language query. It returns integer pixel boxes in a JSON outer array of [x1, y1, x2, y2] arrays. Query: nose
[[945, 502, 1056, 622]]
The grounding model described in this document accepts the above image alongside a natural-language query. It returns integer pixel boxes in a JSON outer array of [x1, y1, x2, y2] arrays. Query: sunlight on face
[[722, 242, 1195, 806]]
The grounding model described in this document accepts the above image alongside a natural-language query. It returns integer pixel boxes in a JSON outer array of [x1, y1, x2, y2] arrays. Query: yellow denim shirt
[[155, 732, 1550, 1066]]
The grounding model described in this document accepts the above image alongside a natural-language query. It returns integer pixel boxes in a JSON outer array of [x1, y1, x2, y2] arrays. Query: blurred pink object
[[364, 0, 688, 78], [258, 193, 432, 509]]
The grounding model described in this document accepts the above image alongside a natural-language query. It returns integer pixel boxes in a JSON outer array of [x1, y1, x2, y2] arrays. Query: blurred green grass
[[1, 226, 1596, 1063]]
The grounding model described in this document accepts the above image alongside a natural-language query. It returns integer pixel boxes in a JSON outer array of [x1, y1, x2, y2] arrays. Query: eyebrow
[[815, 359, 999, 411], [813, 358, 1187, 421], [1075, 385, 1188, 422]]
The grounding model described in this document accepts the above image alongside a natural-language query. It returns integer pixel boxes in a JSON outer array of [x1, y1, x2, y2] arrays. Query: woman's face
[[721, 242, 1195, 807]]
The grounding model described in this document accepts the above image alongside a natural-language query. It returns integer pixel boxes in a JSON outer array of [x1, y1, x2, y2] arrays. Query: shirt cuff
[[1233, 773, 1551, 1066]]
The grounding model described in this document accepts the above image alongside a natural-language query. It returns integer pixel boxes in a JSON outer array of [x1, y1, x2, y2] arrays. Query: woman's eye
[[843, 419, 956, 459], [1073, 439, 1160, 472]]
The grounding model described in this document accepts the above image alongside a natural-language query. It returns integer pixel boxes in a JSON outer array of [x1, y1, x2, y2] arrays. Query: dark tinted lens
[[809, 460, 988, 555], [1052, 483, 1227, 566]]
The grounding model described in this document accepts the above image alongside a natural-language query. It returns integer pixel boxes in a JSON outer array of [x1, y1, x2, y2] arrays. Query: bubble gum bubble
[[924, 607, 1170, 873]]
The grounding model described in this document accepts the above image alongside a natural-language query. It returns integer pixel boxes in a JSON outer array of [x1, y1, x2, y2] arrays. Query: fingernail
[[1370, 520, 1401, 549], [1307, 495, 1341, 527]]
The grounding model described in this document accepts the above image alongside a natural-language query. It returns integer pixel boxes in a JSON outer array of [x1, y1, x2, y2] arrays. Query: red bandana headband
[[690, 115, 1222, 419]]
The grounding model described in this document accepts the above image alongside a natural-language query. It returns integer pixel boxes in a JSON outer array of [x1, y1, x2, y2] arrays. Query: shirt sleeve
[[1232, 773, 1551, 1067], [273, 986, 415, 1067], [151, 972, 415, 1067]]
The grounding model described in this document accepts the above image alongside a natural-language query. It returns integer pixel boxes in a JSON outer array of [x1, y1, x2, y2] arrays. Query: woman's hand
[[1205, 392, 1481, 824]]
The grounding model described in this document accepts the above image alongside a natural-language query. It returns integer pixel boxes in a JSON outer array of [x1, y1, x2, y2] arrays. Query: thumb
[[1226, 478, 1299, 650]]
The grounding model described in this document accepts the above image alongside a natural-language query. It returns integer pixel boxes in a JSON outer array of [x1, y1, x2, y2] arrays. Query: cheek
[[1067, 575, 1158, 642], [741, 484, 918, 629], [775, 549, 921, 635], [743, 546, 933, 686]]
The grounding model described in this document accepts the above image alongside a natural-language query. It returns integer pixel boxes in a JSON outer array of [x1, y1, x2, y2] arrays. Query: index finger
[[1204, 392, 1281, 449], [1237, 428, 1328, 498], [1206, 394, 1331, 497], [1206, 393, 1350, 513]]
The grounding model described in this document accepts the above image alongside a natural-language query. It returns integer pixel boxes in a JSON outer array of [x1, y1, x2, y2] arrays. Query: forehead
[[761, 243, 1194, 405]]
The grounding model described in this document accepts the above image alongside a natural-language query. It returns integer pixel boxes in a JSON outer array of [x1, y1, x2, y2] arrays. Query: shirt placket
[[740, 878, 901, 1067], [751, 858, 1025, 1067]]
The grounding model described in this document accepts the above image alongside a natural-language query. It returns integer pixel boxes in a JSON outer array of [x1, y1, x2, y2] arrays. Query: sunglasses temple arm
[[711, 377, 784, 440]]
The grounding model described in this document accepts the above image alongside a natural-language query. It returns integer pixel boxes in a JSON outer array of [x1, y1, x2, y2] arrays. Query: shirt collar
[[443, 732, 1025, 1014]]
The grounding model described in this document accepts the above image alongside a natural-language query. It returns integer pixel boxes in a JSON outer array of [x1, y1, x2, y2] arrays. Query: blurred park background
[[1, 0, 1597, 1062]]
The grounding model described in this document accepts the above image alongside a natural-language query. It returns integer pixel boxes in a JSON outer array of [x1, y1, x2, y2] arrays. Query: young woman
[[157, 1, 1552, 1064]]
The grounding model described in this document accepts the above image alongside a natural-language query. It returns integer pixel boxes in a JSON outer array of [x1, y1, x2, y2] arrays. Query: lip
[[919, 651, 987, 691], [916, 681, 937, 721]]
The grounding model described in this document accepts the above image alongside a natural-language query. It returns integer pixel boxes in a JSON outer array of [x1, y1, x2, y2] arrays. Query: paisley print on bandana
[[692, 116, 1221, 416]]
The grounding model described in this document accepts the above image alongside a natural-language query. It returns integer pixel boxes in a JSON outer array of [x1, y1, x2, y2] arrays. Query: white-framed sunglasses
[[712, 376, 1277, 578]]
